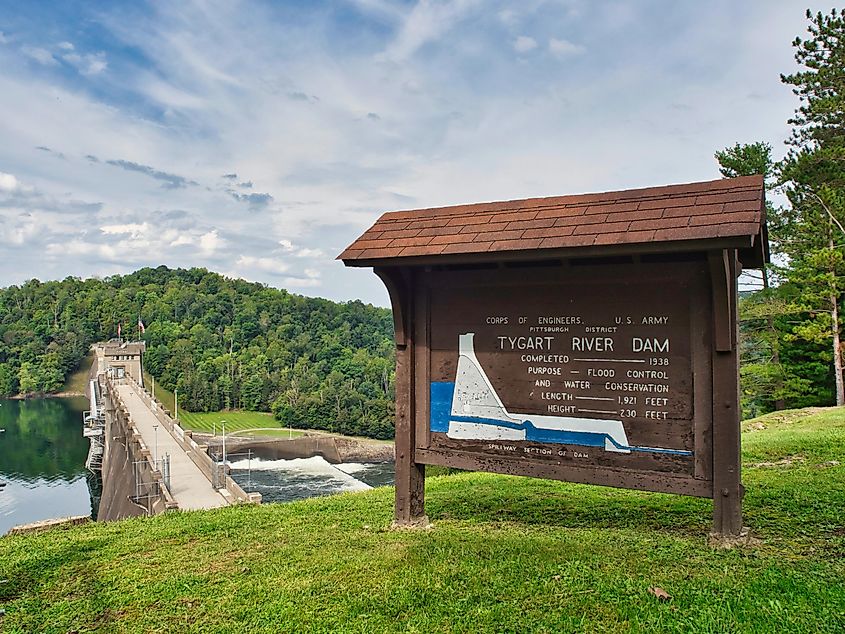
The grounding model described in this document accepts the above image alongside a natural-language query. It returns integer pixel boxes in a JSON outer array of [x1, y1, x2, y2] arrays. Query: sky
[[0, 1, 833, 306]]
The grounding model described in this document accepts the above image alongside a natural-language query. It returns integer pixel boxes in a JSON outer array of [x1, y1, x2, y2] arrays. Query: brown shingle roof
[[339, 175, 766, 265]]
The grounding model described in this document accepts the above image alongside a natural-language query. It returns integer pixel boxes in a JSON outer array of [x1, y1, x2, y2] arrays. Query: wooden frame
[[378, 249, 743, 536]]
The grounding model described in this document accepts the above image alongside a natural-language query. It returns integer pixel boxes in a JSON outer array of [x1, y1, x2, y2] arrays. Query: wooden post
[[375, 267, 427, 527], [708, 249, 743, 536]]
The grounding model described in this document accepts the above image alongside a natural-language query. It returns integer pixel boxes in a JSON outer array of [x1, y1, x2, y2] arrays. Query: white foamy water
[[334, 462, 369, 474], [227, 455, 372, 492]]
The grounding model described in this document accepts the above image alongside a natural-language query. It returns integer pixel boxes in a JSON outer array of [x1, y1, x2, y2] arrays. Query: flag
[[138, 317, 146, 334], [117, 322, 121, 338]]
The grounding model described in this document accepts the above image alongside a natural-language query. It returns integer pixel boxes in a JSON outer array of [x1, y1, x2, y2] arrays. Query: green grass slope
[[1, 408, 843, 633], [178, 410, 288, 435], [142, 371, 176, 415], [141, 372, 298, 437], [61, 350, 94, 395]]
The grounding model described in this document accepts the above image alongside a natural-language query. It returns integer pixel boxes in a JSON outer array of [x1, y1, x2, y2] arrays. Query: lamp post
[[152, 423, 159, 467]]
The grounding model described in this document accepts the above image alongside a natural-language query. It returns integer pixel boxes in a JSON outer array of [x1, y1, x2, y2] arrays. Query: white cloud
[[514, 35, 538, 53], [7, 213, 39, 245], [0, 0, 836, 305], [0, 172, 23, 192], [21, 46, 57, 66], [84, 55, 108, 76], [498, 9, 518, 27], [278, 239, 323, 258], [47, 239, 118, 259], [169, 234, 194, 247], [57, 41, 75, 51], [63, 51, 108, 75], [280, 266, 321, 288], [379, 0, 481, 61], [283, 276, 321, 288], [548, 37, 585, 57], [198, 229, 223, 255], [0, 32, 8, 44], [100, 222, 150, 237], [235, 254, 289, 275], [283, 278, 321, 288]]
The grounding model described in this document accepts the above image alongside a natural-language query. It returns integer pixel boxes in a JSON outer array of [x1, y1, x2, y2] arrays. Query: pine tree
[[715, 143, 788, 413], [779, 9, 845, 405]]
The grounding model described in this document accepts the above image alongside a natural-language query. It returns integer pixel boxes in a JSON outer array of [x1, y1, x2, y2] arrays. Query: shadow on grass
[[424, 475, 713, 534]]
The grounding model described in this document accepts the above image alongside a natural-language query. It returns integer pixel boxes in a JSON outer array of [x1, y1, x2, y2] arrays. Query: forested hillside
[[0, 267, 396, 438]]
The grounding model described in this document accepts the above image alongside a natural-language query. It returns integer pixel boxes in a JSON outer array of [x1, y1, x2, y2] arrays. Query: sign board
[[341, 176, 767, 536], [420, 262, 707, 488]]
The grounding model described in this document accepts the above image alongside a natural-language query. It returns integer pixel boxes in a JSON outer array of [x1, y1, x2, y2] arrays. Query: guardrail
[[121, 374, 261, 505], [100, 376, 179, 514]]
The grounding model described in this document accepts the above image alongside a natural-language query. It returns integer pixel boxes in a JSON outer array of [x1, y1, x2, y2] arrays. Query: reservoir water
[[0, 397, 97, 535], [0, 397, 394, 534]]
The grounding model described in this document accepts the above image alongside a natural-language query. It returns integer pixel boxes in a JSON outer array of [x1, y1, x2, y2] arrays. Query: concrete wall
[[98, 376, 178, 521], [121, 374, 260, 505], [214, 435, 393, 464]]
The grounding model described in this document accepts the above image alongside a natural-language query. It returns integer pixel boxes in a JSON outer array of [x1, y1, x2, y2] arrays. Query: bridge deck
[[115, 384, 228, 511]]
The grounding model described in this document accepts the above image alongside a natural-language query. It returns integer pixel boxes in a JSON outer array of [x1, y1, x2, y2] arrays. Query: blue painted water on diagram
[[430, 381, 692, 456]]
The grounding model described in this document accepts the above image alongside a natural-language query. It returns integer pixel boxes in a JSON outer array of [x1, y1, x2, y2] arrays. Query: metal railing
[[118, 373, 261, 505]]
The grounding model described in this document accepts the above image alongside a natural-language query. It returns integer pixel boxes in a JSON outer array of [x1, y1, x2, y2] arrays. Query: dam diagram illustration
[[430, 333, 692, 456]]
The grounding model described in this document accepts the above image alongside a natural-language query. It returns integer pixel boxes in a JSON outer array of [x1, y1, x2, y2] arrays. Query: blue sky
[[0, 1, 832, 306]]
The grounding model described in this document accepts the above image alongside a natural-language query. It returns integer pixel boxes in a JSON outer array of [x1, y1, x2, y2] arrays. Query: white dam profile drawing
[[429, 333, 692, 456]]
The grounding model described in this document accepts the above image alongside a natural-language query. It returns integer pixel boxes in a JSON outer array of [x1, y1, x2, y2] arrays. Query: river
[[0, 397, 394, 534]]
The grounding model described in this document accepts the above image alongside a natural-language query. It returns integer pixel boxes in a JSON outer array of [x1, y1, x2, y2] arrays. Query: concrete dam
[[84, 341, 260, 521]]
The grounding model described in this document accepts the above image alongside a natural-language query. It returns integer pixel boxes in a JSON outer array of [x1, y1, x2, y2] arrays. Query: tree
[[715, 142, 788, 412], [0, 363, 18, 396], [18, 362, 39, 394], [779, 9, 845, 405], [0, 265, 396, 438]]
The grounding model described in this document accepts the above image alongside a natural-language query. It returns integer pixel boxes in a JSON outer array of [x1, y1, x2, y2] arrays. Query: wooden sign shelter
[[340, 175, 767, 536]]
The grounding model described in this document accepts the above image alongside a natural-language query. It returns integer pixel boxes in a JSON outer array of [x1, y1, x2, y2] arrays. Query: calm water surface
[[0, 397, 98, 535]]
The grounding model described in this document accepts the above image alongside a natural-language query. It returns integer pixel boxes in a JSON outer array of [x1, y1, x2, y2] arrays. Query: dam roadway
[[115, 384, 228, 510]]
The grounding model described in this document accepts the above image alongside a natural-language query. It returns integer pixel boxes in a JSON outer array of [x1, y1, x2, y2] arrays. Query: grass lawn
[[177, 410, 294, 435], [224, 427, 306, 439], [142, 371, 176, 414], [1, 407, 843, 632], [141, 373, 299, 437], [61, 350, 94, 394]]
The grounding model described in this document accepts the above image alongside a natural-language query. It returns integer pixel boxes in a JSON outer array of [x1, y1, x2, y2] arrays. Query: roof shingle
[[339, 175, 765, 265]]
